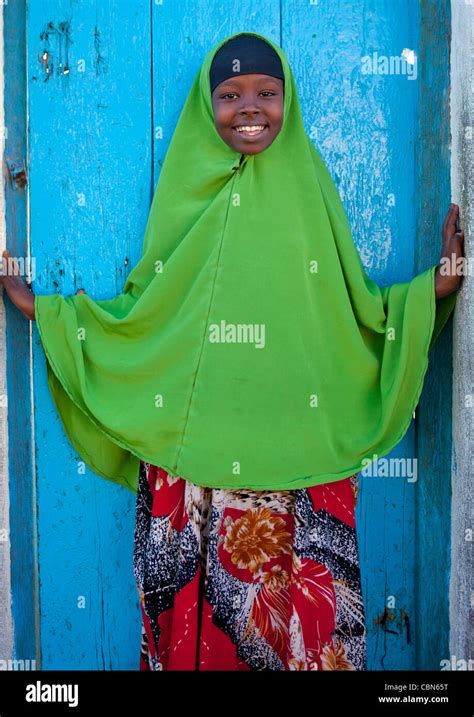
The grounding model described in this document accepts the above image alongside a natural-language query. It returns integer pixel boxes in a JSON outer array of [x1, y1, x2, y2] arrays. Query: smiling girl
[[1, 32, 463, 671]]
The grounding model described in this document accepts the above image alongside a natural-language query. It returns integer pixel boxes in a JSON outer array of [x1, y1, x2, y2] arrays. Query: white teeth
[[235, 125, 266, 132]]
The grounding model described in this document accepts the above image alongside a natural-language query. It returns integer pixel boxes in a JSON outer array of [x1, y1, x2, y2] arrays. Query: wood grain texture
[[29, 0, 153, 669], [415, 0, 453, 670], [3, 0, 39, 668], [282, 0, 420, 669], [0, 0, 13, 668]]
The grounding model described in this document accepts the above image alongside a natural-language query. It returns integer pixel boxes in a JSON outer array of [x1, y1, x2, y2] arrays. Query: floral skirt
[[133, 461, 366, 671]]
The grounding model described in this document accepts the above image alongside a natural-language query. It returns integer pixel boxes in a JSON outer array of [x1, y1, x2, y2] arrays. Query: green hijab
[[34, 31, 458, 494]]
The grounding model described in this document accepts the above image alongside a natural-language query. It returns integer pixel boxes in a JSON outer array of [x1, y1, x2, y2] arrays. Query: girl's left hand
[[434, 203, 465, 299]]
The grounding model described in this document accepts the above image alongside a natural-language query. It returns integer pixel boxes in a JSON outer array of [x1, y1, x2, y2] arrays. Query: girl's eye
[[220, 91, 277, 100]]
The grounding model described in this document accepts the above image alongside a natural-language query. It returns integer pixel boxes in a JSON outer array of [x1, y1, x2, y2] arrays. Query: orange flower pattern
[[222, 507, 293, 573]]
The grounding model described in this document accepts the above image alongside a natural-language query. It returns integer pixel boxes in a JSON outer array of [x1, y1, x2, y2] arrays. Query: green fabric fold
[[34, 31, 458, 494]]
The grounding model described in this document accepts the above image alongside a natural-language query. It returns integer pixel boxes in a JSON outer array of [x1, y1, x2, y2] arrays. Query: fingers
[[442, 203, 459, 235], [443, 203, 463, 241], [1, 249, 21, 277]]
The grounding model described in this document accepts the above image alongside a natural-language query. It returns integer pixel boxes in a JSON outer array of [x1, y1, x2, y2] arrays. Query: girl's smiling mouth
[[232, 124, 268, 138]]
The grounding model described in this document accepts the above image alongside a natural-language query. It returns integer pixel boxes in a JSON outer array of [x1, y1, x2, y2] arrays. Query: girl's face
[[211, 74, 284, 155]]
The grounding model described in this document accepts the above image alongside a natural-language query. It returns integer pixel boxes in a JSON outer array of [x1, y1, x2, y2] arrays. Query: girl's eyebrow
[[251, 75, 281, 84], [216, 76, 282, 91]]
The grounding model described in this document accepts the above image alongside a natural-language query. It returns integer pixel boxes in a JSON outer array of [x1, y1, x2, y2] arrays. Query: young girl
[[1, 32, 464, 671]]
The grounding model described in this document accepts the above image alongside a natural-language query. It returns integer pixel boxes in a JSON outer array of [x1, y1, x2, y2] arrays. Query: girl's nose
[[237, 106, 262, 118], [237, 96, 262, 112]]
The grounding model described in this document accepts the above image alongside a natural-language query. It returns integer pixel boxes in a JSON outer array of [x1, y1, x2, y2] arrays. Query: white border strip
[[449, 0, 474, 668]]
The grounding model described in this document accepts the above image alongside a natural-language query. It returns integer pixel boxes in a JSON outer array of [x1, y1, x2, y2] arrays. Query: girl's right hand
[[0, 250, 36, 321]]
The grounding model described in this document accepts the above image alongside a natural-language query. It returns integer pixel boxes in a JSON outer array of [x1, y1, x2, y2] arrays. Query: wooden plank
[[2, 0, 39, 668], [415, 0, 453, 670], [0, 1, 13, 668], [282, 0, 421, 669], [29, 0, 152, 669]]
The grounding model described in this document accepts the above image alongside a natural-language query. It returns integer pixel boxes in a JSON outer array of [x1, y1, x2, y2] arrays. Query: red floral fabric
[[133, 462, 366, 670]]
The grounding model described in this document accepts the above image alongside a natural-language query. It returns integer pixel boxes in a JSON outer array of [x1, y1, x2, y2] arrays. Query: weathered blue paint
[[29, 1, 153, 669], [3, 0, 39, 667], [24, 0, 452, 669], [283, 0, 422, 669], [415, 0, 453, 670]]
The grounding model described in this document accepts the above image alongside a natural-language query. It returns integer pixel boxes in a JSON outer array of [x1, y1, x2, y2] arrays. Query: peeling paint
[[93, 26, 107, 76], [38, 20, 71, 80]]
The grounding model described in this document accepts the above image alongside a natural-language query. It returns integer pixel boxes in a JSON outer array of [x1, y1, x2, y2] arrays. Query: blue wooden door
[[26, 0, 451, 669]]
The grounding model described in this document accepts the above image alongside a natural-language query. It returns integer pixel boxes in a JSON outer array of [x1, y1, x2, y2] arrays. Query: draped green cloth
[[34, 31, 458, 494]]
